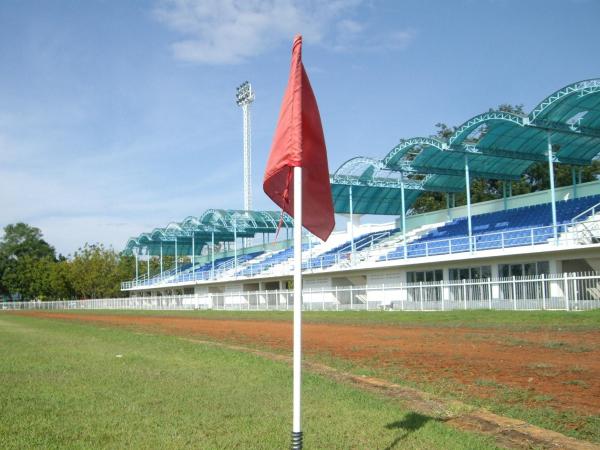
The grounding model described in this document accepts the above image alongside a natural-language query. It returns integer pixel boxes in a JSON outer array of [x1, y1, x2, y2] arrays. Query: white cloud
[[154, 0, 413, 64], [154, 0, 329, 64], [337, 19, 364, 35], [386, 30, 414, 50], [332, 25, 416, 53]]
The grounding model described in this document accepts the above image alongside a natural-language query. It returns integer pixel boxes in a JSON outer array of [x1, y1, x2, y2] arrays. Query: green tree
[[69, 244, 128, 298], [47, 259, 75, 300], [118, 254, 137, 285], [0, 223, 56, 300]]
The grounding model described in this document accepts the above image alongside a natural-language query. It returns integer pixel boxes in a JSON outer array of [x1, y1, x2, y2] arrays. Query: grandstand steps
[[302, 226, 399, 272], [562, 212, 600, 245], [230, 233, 350, 278], [249, 249, 279, 264], [313, 223, 439, 271], [358, 222, 444, 264], [306, 231, 355, 258], [279, 229, 379, 272], [581, 212, 600, 243]]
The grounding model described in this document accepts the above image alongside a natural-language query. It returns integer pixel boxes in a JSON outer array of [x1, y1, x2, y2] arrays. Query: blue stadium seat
[[381, 194, 600, 261]]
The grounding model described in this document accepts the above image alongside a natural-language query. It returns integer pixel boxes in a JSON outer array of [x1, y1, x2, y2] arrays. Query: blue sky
[[1, 0, 598, 255]]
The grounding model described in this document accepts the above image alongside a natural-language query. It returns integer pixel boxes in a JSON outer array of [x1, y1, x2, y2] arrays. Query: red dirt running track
[[16, 311, 600, 416]]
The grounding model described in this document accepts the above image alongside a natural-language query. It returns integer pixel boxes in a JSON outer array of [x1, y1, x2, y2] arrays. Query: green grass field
[[22, 308, 600, 444], [0, 314, 499, 449]]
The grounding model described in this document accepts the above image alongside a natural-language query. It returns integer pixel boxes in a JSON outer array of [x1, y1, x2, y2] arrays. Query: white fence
[[3, 273, 600, 312]]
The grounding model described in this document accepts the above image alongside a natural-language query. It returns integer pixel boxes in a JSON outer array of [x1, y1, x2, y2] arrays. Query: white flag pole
[[292, 165, 303, 449]]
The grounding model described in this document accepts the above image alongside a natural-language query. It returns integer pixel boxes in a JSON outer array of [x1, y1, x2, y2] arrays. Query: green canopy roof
[[330, 78, 600, 216], [124, 209, 293, 256], [330, 156, 462, 215], [385, 136, 527, 180]]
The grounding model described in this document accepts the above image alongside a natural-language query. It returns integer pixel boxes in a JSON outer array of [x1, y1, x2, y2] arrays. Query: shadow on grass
[[384, 412, 433, 450]]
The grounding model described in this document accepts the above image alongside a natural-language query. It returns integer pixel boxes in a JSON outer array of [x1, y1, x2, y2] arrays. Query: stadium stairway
[[235, 244, 310, 278], [195, 251, 264, 281], [560, 209, 600, 246], [303, 227, 400, 271], [358, 222, 445, 264]]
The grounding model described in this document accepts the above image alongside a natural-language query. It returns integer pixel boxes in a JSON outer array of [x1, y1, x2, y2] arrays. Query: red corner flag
[[263, 35, 335, 241]]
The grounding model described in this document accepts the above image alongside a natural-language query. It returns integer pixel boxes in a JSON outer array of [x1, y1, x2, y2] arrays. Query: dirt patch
[[14, 311, 600, 416]]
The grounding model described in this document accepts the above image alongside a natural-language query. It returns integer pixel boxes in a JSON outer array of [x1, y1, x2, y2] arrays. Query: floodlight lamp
[[235, 81, 254, 106]]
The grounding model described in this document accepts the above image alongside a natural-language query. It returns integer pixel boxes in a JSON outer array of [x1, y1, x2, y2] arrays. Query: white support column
[[464, 155, 473, 252], [191, 234, 195, 268], [349, 186, 355, 257], [547, 132, 558, 244], [211, 230, 215, 278], [233, 219, 238, 270], [400, 173, 407, 259], [292, 166, 303, 445], [175, 238, 178, 274]]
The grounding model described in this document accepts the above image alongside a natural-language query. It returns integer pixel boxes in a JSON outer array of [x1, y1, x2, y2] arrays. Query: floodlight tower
[[236, 81, 255, 212]]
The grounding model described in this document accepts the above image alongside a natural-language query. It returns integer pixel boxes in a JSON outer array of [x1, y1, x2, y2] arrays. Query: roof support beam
[[458, 144, 548, 163], [329, 175, 426, 191], [529, 120, 600, 140], [462, 144, 590, 166], [411, 164, 521, 181], [552, 155, 591, 166]]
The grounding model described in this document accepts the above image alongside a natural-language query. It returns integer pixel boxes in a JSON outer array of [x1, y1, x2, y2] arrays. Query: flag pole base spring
[[291, 431, 303, 449]]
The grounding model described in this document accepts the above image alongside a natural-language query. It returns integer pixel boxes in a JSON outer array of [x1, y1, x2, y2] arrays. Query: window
[[449, 266, 491, 281], [407, 270, 443, 284], [498, 261, 550, 301], [406, 269, 443, 302], [499, 261, 549, 278]]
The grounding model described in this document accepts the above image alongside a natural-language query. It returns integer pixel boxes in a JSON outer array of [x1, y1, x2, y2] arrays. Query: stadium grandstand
[[121, 79, 600, 310]]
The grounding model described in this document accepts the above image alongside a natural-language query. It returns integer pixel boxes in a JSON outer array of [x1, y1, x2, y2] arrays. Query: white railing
[[571, 201, 600, 224], [121, 219, 600, 290], [7, 273, 600, 312]]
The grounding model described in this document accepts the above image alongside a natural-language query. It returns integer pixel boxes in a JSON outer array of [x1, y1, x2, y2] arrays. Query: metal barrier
[[6, 272, 600, 312]]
